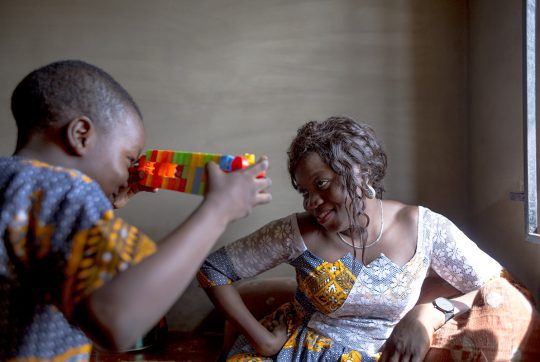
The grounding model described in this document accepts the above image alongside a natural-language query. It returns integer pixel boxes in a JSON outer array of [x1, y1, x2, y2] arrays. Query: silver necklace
[[337, 199, 384, 249]]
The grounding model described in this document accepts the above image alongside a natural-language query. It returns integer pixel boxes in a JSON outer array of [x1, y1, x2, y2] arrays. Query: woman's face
[[294, 152, 352, 232]]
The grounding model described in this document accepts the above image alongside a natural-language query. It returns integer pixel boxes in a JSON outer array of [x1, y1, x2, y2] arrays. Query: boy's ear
[[65, 117, 95, 156]]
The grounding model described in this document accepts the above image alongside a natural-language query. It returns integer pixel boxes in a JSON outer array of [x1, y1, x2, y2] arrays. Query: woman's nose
[[306, 192, 323, 210]]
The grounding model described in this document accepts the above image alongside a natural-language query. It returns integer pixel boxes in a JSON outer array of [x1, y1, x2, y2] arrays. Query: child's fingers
[[246, 156, 269, 177], [254, 177, 272, 205], [208, 156, 267, 178], [255, 192, 272, 206], [206, 160, 223, 176], [138, 185, 159, 193], [129, 173, 158, 193], [255, 174, 272, 192]]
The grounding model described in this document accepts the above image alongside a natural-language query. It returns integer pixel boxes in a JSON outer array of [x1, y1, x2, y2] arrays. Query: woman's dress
[[197, 207, 502, 361]]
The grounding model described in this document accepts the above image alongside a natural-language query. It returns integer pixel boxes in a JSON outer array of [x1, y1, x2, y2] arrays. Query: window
[[523, 0, 540, 243]]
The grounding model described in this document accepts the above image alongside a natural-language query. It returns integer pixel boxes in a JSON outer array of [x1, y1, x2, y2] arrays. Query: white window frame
[[524, 0, 540, 243]]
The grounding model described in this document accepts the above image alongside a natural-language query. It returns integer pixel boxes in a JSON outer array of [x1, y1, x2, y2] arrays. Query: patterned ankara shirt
[[198, 207, 503, 361], [0, 156, 156, 362]]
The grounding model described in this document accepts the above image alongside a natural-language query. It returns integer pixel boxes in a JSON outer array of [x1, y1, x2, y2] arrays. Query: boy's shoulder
[[1, 156, 91, 180], [0, 156, 109, 208]]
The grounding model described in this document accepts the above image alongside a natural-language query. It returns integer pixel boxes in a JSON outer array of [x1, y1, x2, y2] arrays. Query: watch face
[[434, 297, 454, 312]]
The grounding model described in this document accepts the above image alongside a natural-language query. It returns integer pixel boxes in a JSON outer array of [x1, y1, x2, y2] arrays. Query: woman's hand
[[113, 170, 157, 209], [379, 303, 442, 362], [256, 314, 288, 356]]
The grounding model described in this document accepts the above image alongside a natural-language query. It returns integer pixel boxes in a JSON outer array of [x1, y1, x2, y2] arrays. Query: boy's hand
[[113, 170, 158, 209], [205, 156, 272, 222]]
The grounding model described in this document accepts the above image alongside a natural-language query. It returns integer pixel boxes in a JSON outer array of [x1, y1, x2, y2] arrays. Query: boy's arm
[[75, 158, 271, 351]]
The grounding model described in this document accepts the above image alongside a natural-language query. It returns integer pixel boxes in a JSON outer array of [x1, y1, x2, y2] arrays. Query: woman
[[197, 116, 502, 361]]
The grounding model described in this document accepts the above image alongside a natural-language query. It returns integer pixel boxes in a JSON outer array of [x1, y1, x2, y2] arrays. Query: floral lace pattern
[[226, 215, 306, 279], [427, 210, 501, 292]]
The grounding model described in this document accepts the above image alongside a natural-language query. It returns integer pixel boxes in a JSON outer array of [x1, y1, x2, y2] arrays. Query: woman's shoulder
[[383, 200, 419, 225], [379, 200, 420, 243]]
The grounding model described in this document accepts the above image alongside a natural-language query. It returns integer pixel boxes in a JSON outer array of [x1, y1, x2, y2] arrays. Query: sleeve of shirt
[[425, 208, 503, 293], [61, 209, 156, 319], [4, 167, 157, 320], [197, 214, 305, 288]]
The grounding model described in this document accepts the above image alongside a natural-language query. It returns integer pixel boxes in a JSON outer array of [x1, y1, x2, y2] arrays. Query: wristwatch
[[432, 297, 455, 323]]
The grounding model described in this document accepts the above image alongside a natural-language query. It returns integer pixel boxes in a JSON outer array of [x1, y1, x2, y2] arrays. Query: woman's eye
[[316, 180, 329, 189]]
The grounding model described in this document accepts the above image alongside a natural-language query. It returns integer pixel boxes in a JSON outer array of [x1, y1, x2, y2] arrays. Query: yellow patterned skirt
[[227, 303, 380, 362]]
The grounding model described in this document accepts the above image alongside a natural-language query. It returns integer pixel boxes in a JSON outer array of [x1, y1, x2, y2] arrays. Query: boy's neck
[[14, 135, 76, 170]]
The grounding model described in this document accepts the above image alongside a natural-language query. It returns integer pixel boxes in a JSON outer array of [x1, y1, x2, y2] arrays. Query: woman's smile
[[315, 208, 334, 225]]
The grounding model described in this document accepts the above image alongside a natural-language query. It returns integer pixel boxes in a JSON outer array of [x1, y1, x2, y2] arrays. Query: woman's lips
[[316, 209, 333, 225]]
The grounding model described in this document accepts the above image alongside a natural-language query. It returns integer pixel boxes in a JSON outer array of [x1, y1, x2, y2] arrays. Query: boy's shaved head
[[11, 60, 142, 147]]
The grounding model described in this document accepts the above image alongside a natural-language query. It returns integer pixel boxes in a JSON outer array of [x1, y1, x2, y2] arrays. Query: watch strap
[[442, 310, 453, 323], [432, 297, 455, 323]]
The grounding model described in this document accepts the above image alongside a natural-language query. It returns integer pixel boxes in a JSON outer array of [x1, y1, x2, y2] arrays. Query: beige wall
[[469, 0, 540, 304], [0, 1, 472, 331]]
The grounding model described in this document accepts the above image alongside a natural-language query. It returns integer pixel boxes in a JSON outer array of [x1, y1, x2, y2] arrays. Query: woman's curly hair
[[287, 116, 388, 249]]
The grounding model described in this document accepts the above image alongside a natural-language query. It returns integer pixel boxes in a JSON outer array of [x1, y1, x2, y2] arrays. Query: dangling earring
[[364, 184, 376, 199]]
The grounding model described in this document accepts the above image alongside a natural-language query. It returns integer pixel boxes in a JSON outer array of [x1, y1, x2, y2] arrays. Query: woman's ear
[[351, 166, 362, 196], [354, 172, 376, 199], [65, 117, 95, 156], [353, 166, 372, 187]]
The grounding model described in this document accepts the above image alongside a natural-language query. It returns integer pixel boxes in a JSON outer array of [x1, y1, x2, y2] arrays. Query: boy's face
[[83, 109, 145, 204]]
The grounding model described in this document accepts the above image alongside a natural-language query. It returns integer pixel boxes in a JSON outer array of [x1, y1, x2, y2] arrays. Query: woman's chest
[[300, 222, 418, 269], [292, 250, 429, 319]]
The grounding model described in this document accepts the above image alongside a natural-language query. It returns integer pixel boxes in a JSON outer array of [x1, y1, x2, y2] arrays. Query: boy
[[0, 60, 271, 361]]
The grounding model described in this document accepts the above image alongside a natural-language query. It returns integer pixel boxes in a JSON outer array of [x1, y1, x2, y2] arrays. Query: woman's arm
[[198, 215, 303, 357], [205, 284, 288, 356], [380, 288, 478, 362], [380, 208, 503, 362], [416, 268, 461, 304]]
